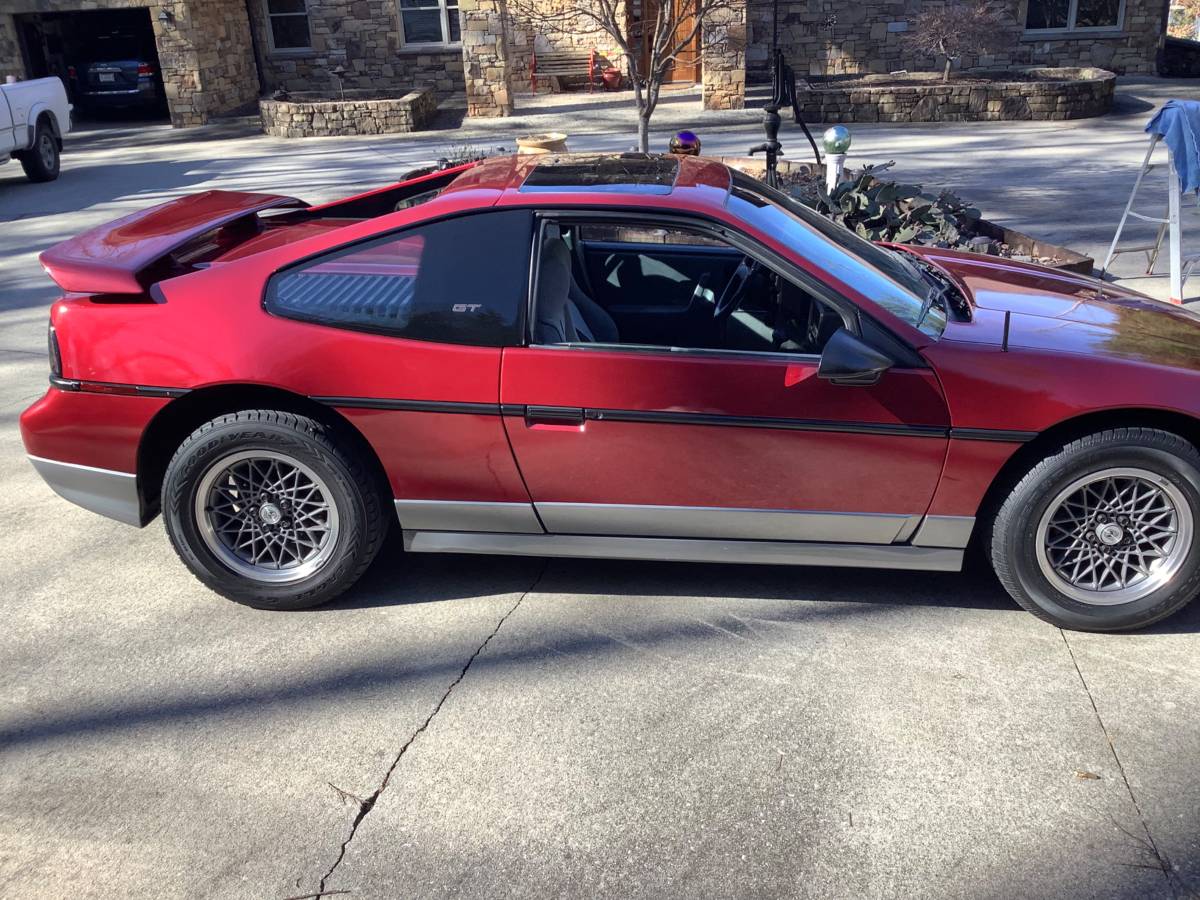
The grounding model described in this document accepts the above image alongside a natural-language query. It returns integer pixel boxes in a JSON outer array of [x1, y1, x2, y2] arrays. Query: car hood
[[906, 246, 1200, 370]]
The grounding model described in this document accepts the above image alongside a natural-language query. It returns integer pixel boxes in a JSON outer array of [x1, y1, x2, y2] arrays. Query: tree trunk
[[637, 113, 650, 152], [942, 56, 952, 83], [631, 71, 651, 152], [636, 75, 661, 153]]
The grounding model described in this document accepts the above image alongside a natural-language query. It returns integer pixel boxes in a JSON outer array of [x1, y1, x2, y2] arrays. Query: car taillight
[[137, 63, 155, 76], [67, 66, 76, 79], [48, 321, 62, 378]]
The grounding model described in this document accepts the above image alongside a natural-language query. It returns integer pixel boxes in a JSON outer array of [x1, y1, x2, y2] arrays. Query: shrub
[[901, 1, 1007, 82], [803, 164, 998, 254]]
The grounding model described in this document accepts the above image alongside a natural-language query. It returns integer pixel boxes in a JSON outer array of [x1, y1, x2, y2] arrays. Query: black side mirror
[[818, 328, 893, 386]]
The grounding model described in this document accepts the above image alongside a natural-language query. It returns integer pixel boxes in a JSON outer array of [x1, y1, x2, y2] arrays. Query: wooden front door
[[639, 0, 701, 84]]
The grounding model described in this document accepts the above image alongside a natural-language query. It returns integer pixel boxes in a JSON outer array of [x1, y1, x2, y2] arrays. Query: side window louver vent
[[265, 210, 533, 347]]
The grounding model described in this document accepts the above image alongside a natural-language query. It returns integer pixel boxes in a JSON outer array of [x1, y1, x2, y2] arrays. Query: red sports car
[[20, 153, 1200, 631]]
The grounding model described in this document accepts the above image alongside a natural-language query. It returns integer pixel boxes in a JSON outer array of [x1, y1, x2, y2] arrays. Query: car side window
[[266, 209, 533, 346], [538, 219, 847, 355]]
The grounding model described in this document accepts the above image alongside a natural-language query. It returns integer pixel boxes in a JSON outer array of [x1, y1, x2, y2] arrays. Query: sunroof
[[520, 153, 679, 195]]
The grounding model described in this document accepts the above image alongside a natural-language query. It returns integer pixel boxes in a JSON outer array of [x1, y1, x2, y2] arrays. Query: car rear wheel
[[163, 410, 387, 609], [991, 427, 1200, 631], [19, 120, 60, 183]]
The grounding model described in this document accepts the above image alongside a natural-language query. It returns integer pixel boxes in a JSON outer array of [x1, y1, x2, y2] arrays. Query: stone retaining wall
[[260, 88, 437, 137], [244, 0, 465, 102], [747, 0, 1166, 80], [795, 68, 1114, 124]]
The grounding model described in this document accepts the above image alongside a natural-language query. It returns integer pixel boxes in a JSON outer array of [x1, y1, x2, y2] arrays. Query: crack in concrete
[[311, 562, 547, 898], [1061, 630, 1176, 896]]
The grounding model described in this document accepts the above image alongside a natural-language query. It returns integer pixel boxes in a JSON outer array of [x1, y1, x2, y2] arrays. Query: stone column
[[701, 0, 746, 110], [155, 0, 260, 127], [460, 0, 514, 117], [0, 15, 24, 81]]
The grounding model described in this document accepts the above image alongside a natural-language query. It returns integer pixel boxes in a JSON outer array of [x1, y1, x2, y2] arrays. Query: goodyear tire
[[992, 428, 1200, 631], [163, 410, 386, 609]]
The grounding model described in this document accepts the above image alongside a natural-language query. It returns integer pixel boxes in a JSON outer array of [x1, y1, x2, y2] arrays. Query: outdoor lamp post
[[331, 64, 347, 103], [823, 125, 851, 193]]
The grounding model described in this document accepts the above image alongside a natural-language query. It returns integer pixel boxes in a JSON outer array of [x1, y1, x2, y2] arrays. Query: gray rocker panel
[[536, 502, 920, 544], [403, 530, 964, 571], [910, 515, 976, 549], [393, 499, 543, 534]]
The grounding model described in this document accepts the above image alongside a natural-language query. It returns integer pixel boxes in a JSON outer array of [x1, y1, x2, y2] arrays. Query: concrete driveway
[[1, 83, 1198, 899]]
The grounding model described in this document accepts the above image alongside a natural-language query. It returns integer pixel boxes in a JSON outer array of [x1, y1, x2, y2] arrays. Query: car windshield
[[726, 171, 947, 338], [87, 34, 150, 62]]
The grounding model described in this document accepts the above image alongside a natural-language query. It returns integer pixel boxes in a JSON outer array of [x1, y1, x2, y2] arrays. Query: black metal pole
[[771, 0, 779, 60]]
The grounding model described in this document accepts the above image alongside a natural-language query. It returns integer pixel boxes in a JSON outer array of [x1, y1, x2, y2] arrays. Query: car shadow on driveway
[[3, 535, 1197, 756], [331, 531, 1200, 634]]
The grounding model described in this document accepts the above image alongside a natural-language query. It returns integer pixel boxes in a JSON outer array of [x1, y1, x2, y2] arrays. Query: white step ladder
[[1102, 133, 1199, 305]]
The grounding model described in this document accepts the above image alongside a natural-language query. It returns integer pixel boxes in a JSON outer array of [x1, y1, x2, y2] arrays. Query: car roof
[[439, 152, 733, 213]]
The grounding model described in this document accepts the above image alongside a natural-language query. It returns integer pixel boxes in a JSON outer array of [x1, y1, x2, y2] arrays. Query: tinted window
[[726, 172, 945, 338], [539, 220, 847, 354], [266, 210, 533, 346]]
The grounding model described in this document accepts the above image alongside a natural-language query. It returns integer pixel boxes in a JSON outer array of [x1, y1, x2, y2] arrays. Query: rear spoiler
[[39, 190, 307, 295]]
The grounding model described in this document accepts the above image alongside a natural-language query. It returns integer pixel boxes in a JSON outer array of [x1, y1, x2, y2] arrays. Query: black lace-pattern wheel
[[196, 450, 340, 583], [1036, 467, 1191, 605]]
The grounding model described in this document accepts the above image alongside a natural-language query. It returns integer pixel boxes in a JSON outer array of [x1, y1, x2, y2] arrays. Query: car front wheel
[[992, 427, 1200, 631], [163, 410, 386, 609]]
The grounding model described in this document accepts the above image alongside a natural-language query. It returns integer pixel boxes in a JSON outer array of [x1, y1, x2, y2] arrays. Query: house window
[[399, 0, 461, 45], [265, 0, 312, 51], [1025, 0, 1124, 32]]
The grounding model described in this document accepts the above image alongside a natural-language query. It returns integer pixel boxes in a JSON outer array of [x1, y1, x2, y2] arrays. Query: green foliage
[[802, 164, 994, 253]]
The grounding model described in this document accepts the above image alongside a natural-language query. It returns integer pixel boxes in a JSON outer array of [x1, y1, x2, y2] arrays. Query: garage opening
[[15, 8, 168, 126]]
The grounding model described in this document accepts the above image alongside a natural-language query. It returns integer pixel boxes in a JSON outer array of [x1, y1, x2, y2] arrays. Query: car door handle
[[525, 406, 585, 427]]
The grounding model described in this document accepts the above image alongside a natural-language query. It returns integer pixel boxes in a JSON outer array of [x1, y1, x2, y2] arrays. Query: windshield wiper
[[915, 282, 950, 329], [893, 249, 969, 320]]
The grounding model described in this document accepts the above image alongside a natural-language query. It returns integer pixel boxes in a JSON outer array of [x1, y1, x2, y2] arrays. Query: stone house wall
[[747, 0, 1169, 81], [170, 0, 261, 123], [0, 0, 258, 126], [0, 0, 1178, 129], [504, 0, 625, 89], [702, 0, 746, 109], [244, 0, 465, 100], [0, 16, 21, 80], [460, 0, 513, 114]]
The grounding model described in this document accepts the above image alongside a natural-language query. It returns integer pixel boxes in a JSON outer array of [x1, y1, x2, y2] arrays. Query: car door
[[501, 215, 951, 546]]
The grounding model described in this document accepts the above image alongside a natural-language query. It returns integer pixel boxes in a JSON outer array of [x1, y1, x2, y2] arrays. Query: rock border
[[259, 88, 438, 138], [795, 67, 1115, 123]]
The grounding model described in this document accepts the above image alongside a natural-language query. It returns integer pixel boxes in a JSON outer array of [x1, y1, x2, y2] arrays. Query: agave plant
[[800, 165, 995, 254]]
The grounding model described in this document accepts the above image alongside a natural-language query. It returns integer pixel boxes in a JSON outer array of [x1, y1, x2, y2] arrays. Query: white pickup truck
[[1, 77, 71, 183]]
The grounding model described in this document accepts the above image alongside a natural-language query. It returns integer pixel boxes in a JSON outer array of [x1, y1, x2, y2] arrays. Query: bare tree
[[901, 1, 1006, 82], [511, 0, 734, 151]]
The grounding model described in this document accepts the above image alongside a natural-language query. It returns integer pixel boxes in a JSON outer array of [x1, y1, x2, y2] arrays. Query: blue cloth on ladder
[[1146, 99, 1200, 195]]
